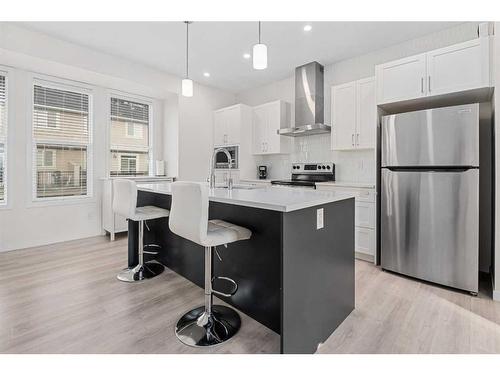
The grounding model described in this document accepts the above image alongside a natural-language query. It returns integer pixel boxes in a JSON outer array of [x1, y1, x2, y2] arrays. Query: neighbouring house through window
[[110, 96, 150, 177], [32, 83, 91, 199]]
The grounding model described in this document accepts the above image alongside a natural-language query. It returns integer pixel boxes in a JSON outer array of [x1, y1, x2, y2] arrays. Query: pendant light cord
[[185, 21, 189, 78], [258, 21, 261, 44]]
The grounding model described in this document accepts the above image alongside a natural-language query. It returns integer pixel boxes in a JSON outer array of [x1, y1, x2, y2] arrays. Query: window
[[32, 83, 91, 199], [120, 155, 137, 174], [0, 74, 7, 204], [110, 97, 150, 176], [37, 149, 55, 168]]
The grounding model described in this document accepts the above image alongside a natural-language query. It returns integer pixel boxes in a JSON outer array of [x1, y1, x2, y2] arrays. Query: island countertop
[[137, 182, 354, 212]]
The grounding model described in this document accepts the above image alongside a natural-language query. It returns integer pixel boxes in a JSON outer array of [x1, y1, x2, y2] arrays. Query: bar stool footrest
[[212, 276, 238, 297]]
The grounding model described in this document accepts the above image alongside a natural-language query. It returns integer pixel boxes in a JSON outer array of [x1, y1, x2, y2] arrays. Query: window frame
[[30, 77, 94, 203], [0, 68, 9, 208], [107, 91, 153, 178]]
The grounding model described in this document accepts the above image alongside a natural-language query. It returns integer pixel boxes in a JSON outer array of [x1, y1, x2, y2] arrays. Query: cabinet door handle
[[421, 77, 424, 93], [428, 76, 431, 92], [352, 134, 354, 146], [356, 133, 360, 146]]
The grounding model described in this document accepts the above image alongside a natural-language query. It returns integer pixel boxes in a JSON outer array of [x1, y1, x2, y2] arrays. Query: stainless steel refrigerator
[[381, 103, 480, 294]]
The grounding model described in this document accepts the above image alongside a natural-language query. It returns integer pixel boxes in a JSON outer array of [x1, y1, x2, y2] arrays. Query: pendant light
[[182, 21, 193, 97], [253, 21, 268, 70]]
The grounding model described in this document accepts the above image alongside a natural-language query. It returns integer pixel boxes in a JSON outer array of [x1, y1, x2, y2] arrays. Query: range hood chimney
[[278, 61, 331, 137]]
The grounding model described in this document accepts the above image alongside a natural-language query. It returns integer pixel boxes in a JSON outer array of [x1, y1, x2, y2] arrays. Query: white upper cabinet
[[252, 100, 291, 155], [213, 105, 246, 146], [376, 37, 491, 105], [376, 53, 427, 104], [252, 105, 267, 154], [224, 106, 241, 145], [213, 110, 227, 146], [356, 77, 376, 149], [426, 38, 490, 96], [331, 77, 375, 150], [331, 82, 357, 150]]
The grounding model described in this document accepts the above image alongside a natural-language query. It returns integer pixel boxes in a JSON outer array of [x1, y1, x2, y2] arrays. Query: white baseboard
[[491, 273, 500, 301], [355, 252, 375, 263], [493, 289, 500, 302]]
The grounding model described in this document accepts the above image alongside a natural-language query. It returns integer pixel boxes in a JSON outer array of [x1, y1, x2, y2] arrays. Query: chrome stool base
[[116, 262, 164, 282], [175, 305, 241, 347]]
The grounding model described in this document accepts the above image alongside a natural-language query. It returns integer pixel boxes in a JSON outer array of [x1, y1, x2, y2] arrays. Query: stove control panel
[[292, 163, 334, 173]]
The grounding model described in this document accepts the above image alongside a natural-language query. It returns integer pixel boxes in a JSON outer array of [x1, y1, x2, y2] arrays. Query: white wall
[[236, 22, 482, 181], [493, 23, 500, 299], [178, 86, 236, 181], [0, 23, 235, 252]]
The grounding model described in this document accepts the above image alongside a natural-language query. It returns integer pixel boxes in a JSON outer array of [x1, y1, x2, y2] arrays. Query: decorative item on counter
[[258, 165, 267, 180]]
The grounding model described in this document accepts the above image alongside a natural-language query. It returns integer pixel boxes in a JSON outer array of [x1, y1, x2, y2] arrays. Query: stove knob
[[326, 165, 331, 170], [322, 165, 326, 169]]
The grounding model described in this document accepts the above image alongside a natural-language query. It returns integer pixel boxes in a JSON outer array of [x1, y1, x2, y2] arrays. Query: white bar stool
[[169, 181, 251, 347], [113, 179, 170, 282]]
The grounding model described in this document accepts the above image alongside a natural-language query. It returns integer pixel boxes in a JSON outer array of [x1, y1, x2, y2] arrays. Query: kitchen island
[[129, 182, 355, 354]]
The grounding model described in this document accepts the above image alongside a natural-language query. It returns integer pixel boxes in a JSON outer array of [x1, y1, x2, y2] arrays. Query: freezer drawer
[[381, 103, 479, 167], [381, 168, 479, 293]]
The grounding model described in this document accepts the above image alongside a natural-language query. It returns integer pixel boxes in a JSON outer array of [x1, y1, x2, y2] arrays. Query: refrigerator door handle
[[385, 167, 474, 173]]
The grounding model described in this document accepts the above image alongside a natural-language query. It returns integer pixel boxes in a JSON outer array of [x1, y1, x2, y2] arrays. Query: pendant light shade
[[253, 43, 267, 70], [181, 78, 193, 97], [182, 21, 194, 97], [253, 21, 268, 70]]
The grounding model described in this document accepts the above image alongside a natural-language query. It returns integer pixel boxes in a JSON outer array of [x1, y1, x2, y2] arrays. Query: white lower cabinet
[[355, 227, 376, 258], [355, 201, 375, 228], [316, 184, 376, 262]]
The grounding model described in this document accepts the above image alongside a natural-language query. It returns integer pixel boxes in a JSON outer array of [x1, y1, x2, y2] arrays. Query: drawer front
[[316, 185, 376, 202], [355, 227, 375, 256], [355, 201, 375, 228], [114, 213, 128, 232]]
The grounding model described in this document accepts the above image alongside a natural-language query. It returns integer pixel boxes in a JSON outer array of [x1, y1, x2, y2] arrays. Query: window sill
[[0, 202, 12, 210], [27, 195, 97, 208]]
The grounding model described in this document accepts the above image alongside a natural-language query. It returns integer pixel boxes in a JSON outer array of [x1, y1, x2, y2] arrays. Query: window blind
[[109, 97, 150, 177], [0, 75, 6, 203], [33, 84, 91, 199]]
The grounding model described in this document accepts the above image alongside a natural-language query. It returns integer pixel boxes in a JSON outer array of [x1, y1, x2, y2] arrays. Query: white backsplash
[[254, 133, 375, 182]]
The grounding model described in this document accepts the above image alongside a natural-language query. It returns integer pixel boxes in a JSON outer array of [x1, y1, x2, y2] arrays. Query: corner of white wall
[[494, 22, 500, 293]]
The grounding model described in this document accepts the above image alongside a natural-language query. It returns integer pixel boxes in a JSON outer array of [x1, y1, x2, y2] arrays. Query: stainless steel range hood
[[278, 61, 331, 137]]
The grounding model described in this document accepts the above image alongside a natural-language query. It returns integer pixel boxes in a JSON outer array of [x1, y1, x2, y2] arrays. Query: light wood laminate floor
[[1, 235, 499, 354]]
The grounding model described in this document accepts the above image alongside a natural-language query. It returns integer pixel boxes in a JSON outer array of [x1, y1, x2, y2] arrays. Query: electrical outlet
[[317, 208, 324, 230]]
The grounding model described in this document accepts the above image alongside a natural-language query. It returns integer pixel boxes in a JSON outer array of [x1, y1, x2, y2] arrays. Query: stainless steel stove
[[271, 163, 335, 189]]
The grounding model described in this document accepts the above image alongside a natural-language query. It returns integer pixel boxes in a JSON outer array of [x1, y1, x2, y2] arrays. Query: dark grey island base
[[128, 189, 355, 354]]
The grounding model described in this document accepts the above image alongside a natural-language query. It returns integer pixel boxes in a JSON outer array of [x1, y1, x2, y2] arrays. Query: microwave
[[214, 146, 239, 169]]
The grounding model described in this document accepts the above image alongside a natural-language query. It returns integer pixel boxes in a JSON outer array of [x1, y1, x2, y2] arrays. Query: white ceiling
[[17, 21, 461, 93]]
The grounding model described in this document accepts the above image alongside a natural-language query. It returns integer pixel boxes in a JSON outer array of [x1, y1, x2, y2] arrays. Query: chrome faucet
[[209, 147, 233, 190]]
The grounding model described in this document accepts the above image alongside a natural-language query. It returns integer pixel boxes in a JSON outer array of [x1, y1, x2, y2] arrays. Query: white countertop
[[239, 178, 272, 183], [137, 182, 354, 212], [100, 176, 175, 181], [316, 181, 376, 189]]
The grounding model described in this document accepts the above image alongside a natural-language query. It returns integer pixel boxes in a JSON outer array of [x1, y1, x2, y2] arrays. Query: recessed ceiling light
[[203, 72, 210, 77], [303, 25, 312, 32], [243, 53, 251, 59]]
